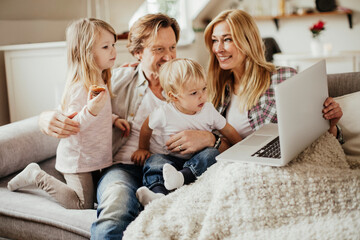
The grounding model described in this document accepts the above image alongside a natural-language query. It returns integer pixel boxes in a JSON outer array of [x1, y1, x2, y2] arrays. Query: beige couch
[[0, 72, 359, 240]]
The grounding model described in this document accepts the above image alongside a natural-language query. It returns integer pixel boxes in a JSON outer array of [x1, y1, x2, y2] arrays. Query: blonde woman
[[132, 58, 242, 206], [204, 9, 343, 150], [7, 18, 130, 209]]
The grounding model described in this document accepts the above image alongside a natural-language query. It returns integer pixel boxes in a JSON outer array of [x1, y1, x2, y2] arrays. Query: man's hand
[[38, 111, 80, 138], [166, 130, 215, 155], [120, 61, 139, 68]]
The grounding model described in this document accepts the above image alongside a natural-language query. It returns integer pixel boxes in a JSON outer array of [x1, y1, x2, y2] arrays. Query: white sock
[[163, 163, 184, 190], [7, 163, 41, 191], [136, 186, 164, 206]]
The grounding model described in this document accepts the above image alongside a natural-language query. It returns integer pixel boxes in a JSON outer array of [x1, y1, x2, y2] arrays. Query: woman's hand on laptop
[[322, 97, 343, 137]]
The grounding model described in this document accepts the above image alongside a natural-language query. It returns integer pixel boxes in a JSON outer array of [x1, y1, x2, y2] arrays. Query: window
[[129, 0, 196, 46]]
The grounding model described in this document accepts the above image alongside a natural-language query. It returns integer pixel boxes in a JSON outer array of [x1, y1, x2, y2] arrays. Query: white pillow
[[335, 91, 360, 160]]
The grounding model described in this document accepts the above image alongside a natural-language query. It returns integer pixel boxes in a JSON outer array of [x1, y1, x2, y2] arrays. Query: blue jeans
[[90, 163, 143, 240], [143, 147, 219, 190]]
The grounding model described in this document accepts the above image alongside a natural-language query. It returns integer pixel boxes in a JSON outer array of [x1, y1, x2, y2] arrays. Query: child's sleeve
[[207, 103, 227, 130], [148, 106, 167, 131], [65, 86, 97, 130], [112, 114, 119, 124]]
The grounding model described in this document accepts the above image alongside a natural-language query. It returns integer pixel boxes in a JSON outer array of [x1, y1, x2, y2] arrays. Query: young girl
[[132, 58, 242, 206], [7, 18, 130, 209]]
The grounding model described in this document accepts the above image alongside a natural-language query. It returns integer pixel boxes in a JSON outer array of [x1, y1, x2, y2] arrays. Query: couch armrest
[[0, 116, 60, 178]]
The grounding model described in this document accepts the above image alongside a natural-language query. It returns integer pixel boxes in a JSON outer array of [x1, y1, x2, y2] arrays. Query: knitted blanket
[[124, 132, 360, 240]]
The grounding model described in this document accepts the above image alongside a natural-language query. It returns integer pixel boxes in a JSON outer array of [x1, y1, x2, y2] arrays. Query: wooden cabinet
[[0, 40, 135, 122]]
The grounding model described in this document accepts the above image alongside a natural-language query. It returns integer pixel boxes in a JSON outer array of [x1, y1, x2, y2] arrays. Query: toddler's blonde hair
[[159, 58, 206, 102]]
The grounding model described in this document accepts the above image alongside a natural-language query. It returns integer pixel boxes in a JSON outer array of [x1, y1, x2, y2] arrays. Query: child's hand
[[87, 90, 107, 116], [114, 118, 131, 137], [131, 149, 151, 166]]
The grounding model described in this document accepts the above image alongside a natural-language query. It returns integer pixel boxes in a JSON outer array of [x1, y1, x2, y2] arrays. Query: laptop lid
[[216, 60, 330, 166], [276, 59, 329, 163]]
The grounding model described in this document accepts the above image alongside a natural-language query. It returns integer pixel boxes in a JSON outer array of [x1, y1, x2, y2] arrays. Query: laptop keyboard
[[251, 137, 281, 159]]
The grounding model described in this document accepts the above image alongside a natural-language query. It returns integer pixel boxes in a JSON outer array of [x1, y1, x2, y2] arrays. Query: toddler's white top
[[149, 102, 227, 159]]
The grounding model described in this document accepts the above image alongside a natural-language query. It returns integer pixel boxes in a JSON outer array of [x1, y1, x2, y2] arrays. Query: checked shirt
[[217, 66, 297, 131]]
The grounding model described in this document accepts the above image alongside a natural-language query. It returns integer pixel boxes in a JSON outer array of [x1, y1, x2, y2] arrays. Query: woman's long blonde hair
[[204, 10, 276, 112], [61, 18, 116, 111]]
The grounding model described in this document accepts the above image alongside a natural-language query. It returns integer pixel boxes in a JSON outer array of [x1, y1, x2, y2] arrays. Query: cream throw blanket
[[124, 132, 360, 240]]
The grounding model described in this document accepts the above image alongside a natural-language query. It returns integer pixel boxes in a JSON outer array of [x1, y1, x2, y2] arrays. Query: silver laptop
[[216, 60, 330, 167]]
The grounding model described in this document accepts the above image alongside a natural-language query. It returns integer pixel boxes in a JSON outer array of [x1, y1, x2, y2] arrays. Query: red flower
[[310, 20, 325, 38]]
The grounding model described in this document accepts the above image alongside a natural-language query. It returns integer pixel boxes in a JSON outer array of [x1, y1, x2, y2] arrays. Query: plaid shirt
[[215, 66, 344, 145], [217, 67, 297, 131]]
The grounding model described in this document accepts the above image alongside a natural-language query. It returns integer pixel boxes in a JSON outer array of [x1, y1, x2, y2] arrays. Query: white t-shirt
[[114, 88, 165, 164], [226, 94, 252, 138], [148, 102, 227, 159]]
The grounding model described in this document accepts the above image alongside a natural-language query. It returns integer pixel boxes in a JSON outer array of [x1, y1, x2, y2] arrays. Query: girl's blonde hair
[[159, 58, 206, 102], [61, 18, 116, 111], [204, 9, 276, 112]]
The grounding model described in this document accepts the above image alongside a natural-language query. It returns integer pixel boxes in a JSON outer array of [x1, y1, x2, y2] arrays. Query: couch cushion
[[335, 91, 360, 161]]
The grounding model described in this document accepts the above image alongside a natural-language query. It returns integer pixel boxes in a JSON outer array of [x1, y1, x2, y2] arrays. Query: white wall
[[0, 0, 143, 125], [0, 0, 359, 125], [194, 0, 360, 59], [255, 0, 360, 54]]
